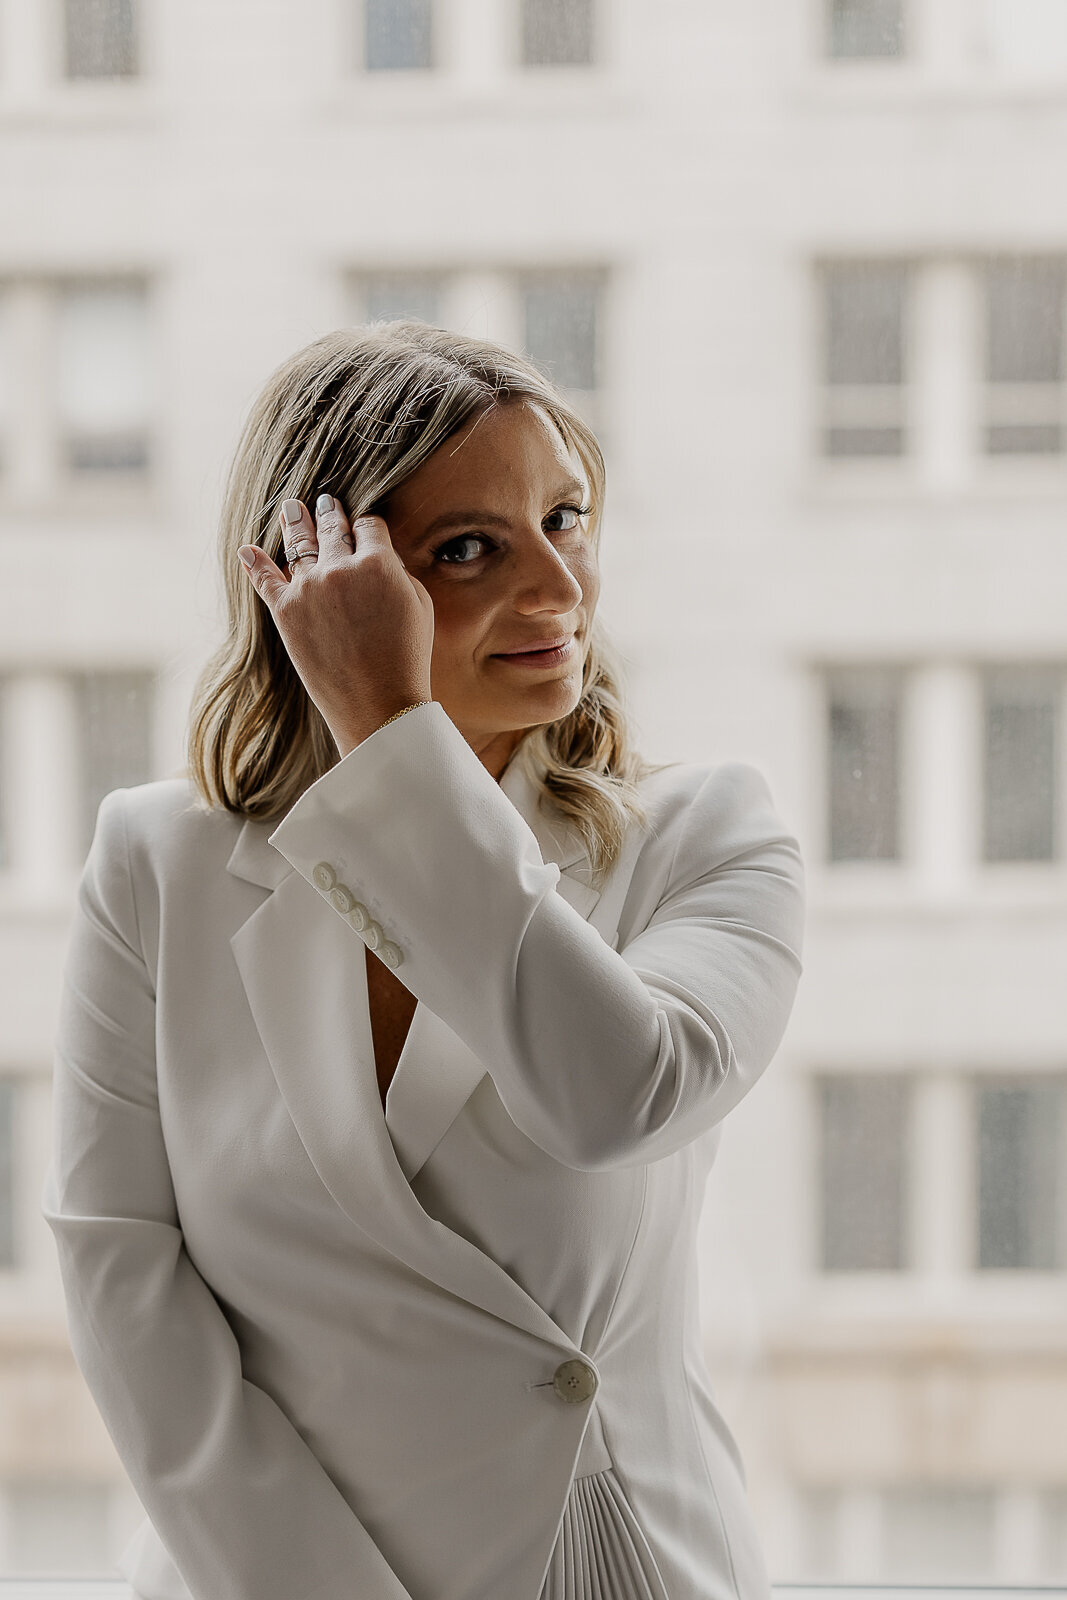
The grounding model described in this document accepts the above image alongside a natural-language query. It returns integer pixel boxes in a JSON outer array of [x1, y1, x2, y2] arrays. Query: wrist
[[333, 698, 433, 758]]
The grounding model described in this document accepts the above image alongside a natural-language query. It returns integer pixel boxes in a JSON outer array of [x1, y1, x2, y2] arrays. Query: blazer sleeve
[[40, 790, 414, 1600], [267, 700, 805, 1172]]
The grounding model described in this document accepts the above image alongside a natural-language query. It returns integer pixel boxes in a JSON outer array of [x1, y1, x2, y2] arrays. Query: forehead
[[390, 400, 585, 512]]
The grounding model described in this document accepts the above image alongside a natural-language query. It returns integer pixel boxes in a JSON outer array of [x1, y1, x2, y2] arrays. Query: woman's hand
[[238, 493, 434, 758]]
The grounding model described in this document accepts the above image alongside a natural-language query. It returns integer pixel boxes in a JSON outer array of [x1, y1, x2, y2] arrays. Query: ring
[[284, 547, 318, 565]]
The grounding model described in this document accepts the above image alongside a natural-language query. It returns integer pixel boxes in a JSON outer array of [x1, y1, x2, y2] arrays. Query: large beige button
[[329, 884, 357, 914], [312, 862, 337, 891], [380, 940, 403, 970], [552, 1359, 598, 1404], [364, 920, 383, 952], [347, 902, 370, 933]]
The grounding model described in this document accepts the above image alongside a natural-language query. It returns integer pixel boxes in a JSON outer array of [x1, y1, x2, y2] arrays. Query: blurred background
[[2, 0, 1067, 1584]]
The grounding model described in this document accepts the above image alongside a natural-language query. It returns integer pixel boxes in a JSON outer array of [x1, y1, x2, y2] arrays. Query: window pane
[[521, 0, 595, 66], [982, 665, 1059, 861], [63, 0, 138, 79], [0, 1079, 14, 1269], [828, 0, 905, 59], [365, 0, 433, 71], [883, 1487, 996, 1582], [7, 1481, 112, 1573], [819, 1075, 908, 1270], [977, 1080, 1062, 1269], [985, 258, 1065, 455], [827, 667, 902, 861], [74, 672, 154, 858], [521, 271, 603, 392], [57, 282, 151, 474], [825, 262, 906, 384], [361, 271, 443, 326], [822, 262, 908, 457], [987, 259, 1065, 382]]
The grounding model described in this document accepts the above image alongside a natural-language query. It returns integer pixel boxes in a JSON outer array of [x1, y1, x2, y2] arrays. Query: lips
[[497, 635, 574, 655]]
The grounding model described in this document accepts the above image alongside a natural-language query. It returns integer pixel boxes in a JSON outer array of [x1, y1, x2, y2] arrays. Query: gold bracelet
[[372, 700, 432, 735]]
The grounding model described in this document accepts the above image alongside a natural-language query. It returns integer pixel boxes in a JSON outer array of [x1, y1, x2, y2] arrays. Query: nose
[[511, 528, 586, 616]]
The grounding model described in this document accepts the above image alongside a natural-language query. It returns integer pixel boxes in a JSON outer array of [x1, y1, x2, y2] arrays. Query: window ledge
[[789, 67, 1067, 110], [0, 87, 163, 130], [325, 73, 633, 122]]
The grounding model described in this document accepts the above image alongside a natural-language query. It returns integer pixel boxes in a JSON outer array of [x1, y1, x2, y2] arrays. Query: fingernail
[[281, 498, 303, 524], [316, 492, 334, 516], [237, 547, 256, 570]]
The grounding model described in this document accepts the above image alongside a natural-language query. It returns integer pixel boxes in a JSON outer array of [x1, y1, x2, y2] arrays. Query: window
[[0, 1079, 14, 1270], [363, 0, 433, 71], [73, 672, 155, 857], [982, 665, 1060, 862], [56, 281, 151, 476], [818, 1074, 910, 1270], [820, 261, 909, 457], [63, 0, 138, 80], [977, 1078, 1065, 1270], [520, 269, 603, 401], [827, 0, 905, 59], [520, 0, 595, 67], [826, 667, 902, 861], [359, 271, 444, 326], [984, 257, 1066, 455]]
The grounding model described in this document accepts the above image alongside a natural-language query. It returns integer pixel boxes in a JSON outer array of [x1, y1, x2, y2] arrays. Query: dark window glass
[[362, 272, 443, 326], [819, 1075, 909, 1271], [365, 0, 433, 71], [0, 1079, 14, 1269], [828, 0, 905, 59], [977, 1080, 1062, 1270], [982, 666, 1059, 862], [827, 667, 902, 861], [822, 262, 908, 457], [74, 672, 155, 858], [521, 271, 603, 392], [985, 257, 1066, 455], [64, 0, 138, 79], [521, 0, 595, 66]]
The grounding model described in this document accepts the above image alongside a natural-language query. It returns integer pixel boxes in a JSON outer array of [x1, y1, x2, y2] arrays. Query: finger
[[314, 492, 356, 561], [347, 513, 393, 554], [279, 498, 318, 571], [237, 545, 288, 610]]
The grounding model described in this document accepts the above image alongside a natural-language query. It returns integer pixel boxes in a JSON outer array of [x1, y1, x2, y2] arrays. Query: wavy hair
[[186, 320, 656, 883]]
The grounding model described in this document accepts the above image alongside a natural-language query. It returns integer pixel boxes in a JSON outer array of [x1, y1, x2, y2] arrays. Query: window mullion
[[6, 282, 60, 506], [906, 662, 981, 897], [3, 672, 81, 891], [913, 259, 981, 492], [910, 1070, 973, 1282]]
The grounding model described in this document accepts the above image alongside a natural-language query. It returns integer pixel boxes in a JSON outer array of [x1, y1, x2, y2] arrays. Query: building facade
[[1, 0, 1066, 1580]]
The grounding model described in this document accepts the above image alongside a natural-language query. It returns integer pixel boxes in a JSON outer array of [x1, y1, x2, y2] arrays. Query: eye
[[432, 533, 494, 566], [543, 503, 592, 533]]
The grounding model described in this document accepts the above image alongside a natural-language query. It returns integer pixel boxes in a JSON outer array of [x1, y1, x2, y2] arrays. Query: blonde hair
[[186, 321, 656, 883]]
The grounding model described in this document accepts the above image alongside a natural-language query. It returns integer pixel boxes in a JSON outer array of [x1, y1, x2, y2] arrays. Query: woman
[[42, 321, 805, 1600]]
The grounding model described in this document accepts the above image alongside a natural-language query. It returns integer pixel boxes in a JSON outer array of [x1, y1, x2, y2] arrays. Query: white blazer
[[42, 699, 805, 1600]]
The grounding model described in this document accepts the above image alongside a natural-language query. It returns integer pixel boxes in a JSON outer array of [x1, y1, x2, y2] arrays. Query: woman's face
[[380, 399, 601, 779]]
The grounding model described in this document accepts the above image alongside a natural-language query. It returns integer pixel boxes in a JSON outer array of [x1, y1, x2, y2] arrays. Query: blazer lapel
[[225, 742, 612, 1349]]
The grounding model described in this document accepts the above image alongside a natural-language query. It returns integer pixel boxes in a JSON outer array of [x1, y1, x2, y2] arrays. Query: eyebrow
[[409, 479, 589, 544]]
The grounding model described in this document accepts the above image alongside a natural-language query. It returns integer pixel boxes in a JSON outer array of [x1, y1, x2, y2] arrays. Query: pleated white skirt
[[538, 1467, 670, 1600]]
